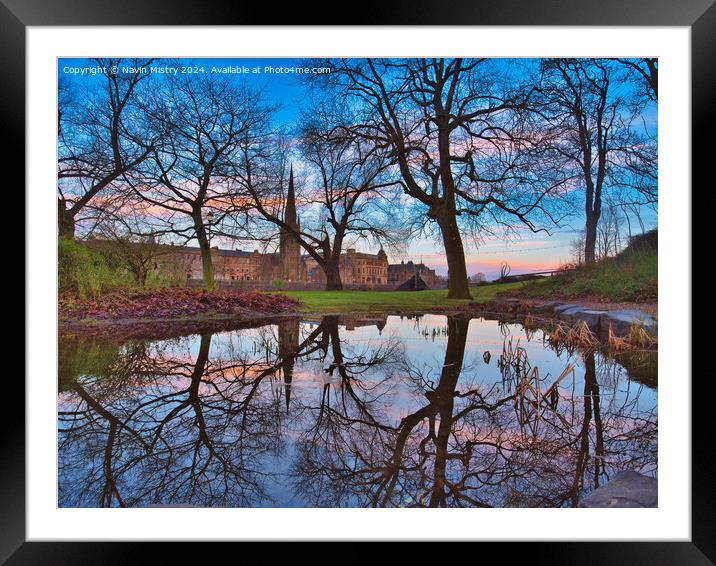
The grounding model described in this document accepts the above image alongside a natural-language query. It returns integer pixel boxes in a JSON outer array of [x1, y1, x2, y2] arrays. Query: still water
[[58, 314, 657, 508]]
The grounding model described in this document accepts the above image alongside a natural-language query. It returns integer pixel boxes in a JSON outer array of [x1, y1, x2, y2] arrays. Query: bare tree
[[231, 105, 399, 290], [319, 58, 569, 299], [129, 71, 272, 290], [569, 230, 586, 265], [617, 58, 658, 101], [596, 203, 624, 259], [535, 58, 657, 264], [58, 58, 156, 239], [88, 214, 173, 287], [499, 263, 512, 280]]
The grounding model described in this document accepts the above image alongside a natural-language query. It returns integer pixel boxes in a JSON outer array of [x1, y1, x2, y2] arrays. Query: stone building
[[342, 247, 389, 286], [157, 169, 306, 284], [158, 245, 263, 282], [388, 260, 438, 289], [304, 247, 389, 288]]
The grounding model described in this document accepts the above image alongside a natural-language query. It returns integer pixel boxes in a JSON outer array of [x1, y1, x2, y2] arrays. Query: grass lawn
[[279, 281, 527, 313]]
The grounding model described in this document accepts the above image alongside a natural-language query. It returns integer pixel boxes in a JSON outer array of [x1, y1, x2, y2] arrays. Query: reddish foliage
[[58, 288, 299, 321]]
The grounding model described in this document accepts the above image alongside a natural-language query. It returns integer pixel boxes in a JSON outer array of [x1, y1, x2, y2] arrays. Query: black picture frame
[[6, 0, 709, 561]]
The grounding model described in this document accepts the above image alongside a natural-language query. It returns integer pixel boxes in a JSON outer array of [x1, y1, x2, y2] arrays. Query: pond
[[58, 314, 657, 508]]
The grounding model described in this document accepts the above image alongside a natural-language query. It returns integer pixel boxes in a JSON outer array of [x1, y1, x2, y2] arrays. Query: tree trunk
[[136, 267, 148, 288], [437, 214, 472, 299], [584, 350, 605, 481], [584, 213, 599, 265], [188, 333, 212, 399], [429, 316, 469, 507], [323, 260, 343, 291], [58, 199, 75, 239], [194, 217, 215, 290]]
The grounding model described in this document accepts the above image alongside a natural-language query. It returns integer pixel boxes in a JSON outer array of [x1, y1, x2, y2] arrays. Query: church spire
[[285, 165, 297, 228], [280, 165, 301, 282]]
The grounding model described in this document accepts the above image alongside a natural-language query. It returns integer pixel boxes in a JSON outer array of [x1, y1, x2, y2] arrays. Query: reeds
[[498, 337, 529, 376], [607, 326, 630, 351], [628, 322, 658, 348], [545, 320, 599, 350], [514, 362, 575, 409], [513, 358, 576, 434], [608, 322, 657, 350], [524, 312, 537, 329]]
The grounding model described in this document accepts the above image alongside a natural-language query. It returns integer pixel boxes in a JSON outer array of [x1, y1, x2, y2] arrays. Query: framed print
[[6, 0, 712, 561]]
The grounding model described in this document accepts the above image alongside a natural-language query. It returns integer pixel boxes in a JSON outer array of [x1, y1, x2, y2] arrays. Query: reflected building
[[340, 314, 388, 332], [277, 318, 301, 412]]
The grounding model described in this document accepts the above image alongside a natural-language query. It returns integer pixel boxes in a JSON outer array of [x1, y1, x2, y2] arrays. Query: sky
[[59, 57, 657, 280]]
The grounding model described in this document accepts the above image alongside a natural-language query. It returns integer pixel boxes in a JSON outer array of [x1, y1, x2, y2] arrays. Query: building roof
[[395, 273, 431, 291], [344, 249, 387, 261], [157, 244, 256, 258], [158, 244, 202, 254], [388, 261, 432, 273], [217, 248, 254, 258]]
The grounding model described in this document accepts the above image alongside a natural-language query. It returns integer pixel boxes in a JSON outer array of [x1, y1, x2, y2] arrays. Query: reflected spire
[[277, 318, 300, 413]]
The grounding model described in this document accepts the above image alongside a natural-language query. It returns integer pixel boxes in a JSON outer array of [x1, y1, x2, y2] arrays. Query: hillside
[[504, 230, 658, 303]]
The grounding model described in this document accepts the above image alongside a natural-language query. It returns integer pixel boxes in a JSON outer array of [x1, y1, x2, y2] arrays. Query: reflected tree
[[291, 318, 657, 508], [59, 316, 656, 508], [58, 320, 331, 507]]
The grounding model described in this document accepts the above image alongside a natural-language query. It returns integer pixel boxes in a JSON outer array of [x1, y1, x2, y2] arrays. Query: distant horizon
[[161, 226, 655, 281]]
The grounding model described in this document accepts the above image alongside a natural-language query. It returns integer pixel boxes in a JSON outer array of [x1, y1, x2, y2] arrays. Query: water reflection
[[58, 314, 657, 508]]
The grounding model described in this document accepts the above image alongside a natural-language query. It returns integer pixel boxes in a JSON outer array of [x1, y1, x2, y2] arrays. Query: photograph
[[56, 56, 659, 509]]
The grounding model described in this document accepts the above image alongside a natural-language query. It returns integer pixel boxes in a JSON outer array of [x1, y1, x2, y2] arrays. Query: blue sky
[[59, 57, 657, 279]]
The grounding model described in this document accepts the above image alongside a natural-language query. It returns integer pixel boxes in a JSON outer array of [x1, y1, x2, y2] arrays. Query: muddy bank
[[58, 312, 302, 342], [58, 294, 657, 348], [470, 296, 656, 316], [467, 297, 657, 342]]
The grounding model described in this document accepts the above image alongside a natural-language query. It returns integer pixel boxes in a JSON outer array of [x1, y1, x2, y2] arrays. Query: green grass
[[279, 281, 527, 313], [509, 234, 657, 303]]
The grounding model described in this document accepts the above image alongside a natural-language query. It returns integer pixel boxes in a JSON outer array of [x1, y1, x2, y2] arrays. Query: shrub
[[59, 238, 183, 297], [58, 238, 133, 298]]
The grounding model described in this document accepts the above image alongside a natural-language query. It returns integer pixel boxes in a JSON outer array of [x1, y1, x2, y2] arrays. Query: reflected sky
[[58, 314, 657, 508]]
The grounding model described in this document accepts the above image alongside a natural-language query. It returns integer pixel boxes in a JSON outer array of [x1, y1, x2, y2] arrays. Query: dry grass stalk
[[545, 321, 598, 349], [524, 312, 537, 330], [608, 325, 631, 351], [629, 322, 658, 348], [499, 337, 528, 372], [542, 363, 576, 400], [607, 322, 657, 350], [571, 321, 600, 348], [546, 322, 567, 345]]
